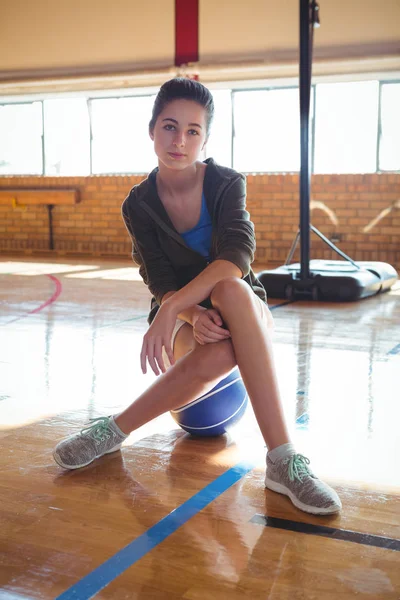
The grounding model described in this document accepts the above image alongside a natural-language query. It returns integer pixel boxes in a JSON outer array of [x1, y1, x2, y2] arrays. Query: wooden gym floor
[[1, 257, 399, 599]]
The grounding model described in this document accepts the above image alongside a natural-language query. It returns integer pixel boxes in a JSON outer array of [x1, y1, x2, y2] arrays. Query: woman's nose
[[173, 132, 185, 147]]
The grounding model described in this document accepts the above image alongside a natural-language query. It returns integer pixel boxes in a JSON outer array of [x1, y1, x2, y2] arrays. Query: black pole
[[47, 204, 54, 250], [299, 0, 320, 281], [299, 0, 313, 280]]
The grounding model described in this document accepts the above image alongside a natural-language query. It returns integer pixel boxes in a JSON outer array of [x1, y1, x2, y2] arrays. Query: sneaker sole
[[264, 476, 342, 515], [53, 444, 122, 470]]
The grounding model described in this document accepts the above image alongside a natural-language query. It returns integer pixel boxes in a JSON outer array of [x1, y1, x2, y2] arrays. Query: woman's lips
[[168, 152, 186, 159]]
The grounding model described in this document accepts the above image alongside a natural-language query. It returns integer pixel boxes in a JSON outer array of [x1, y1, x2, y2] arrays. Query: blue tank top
[[180, 192, 212, 260]]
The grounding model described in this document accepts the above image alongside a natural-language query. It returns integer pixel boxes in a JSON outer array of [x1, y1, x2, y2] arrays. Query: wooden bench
[[0, 189, 80, 207], [0, 188, 80, 249]]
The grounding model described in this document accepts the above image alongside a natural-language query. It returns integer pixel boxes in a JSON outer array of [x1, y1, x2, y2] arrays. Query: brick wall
[[0, 173, 399, 270], [246, 173, 400, 269]]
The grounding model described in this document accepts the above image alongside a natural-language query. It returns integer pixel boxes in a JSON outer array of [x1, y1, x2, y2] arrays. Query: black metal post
[[299, 0, 312, 280], [47, 204, 54, 250], [257, 1, 397, 301]]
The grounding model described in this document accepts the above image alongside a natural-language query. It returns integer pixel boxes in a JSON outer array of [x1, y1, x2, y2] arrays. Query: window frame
[[0, 76, 399, 176]]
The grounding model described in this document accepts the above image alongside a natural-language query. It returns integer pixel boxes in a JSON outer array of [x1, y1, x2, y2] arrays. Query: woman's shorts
[[161, 318, 187, 370], [161, 295, 272, 370]]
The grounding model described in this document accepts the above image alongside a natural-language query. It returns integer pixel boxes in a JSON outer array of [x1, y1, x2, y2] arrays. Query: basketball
[[170, 367, 248, 436]]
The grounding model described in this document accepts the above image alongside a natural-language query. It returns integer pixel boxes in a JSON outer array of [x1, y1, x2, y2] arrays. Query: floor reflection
[[1, 258, 399, 599]]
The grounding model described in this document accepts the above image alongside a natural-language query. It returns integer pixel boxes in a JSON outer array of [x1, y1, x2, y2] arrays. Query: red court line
[[2, 274, 62, 325], [29, 274, 62, 314]]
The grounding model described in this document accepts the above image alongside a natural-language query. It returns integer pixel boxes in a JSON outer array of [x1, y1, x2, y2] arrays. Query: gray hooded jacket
[[122, 157, 267, 324]]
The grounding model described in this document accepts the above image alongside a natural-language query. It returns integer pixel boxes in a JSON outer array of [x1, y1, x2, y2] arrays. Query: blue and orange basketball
[[170, 367, 248, 436]]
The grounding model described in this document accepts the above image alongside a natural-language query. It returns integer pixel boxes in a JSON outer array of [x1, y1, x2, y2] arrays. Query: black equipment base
[[257, 260, 398, 302]]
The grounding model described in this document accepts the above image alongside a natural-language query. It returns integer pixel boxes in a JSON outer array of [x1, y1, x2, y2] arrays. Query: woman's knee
[[210, 277, 255, 315], [210, 277, 250, 307], [211, 277, 274, 331]]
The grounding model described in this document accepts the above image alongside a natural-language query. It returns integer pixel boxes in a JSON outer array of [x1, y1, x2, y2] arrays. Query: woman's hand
[[140, 303, 177, 376], [192, 308, 231, 345]]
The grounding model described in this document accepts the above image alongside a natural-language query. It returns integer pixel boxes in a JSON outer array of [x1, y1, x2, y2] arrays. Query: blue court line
[[296, 412, 309, 426], [95, 301, 291, 332], [269, 300, 294, 311], [56, 299, 291, 597], [100, 301, 292, 329], [56, 461, 255, 600], [388, 343, 400, 356], [97, 314, 148, 329]]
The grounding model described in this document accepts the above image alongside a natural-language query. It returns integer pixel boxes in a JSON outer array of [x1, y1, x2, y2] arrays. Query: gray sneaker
[[53, 416, 128, 470], [265, 453, 342, 515]]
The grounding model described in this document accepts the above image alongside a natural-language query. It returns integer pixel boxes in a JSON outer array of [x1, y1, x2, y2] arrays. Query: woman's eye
[[163, 125, 199, 135]]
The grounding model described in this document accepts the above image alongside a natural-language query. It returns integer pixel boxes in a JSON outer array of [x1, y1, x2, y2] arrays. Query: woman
[[53, 78, 341, 516]]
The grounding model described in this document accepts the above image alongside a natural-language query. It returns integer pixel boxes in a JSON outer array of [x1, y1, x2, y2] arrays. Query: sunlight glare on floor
[[0, 262, 100, 276], [65, 268, 143, 281], [388, 281, 400, 296]]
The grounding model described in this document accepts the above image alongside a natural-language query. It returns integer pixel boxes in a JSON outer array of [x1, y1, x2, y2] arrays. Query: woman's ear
[[149, 128, 154, 141], [202, 136, 209, 151]]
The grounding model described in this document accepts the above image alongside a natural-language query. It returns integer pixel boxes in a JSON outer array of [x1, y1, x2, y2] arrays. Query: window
[[0, 102, 43, 175], [44, 98, 91, 176], [233, 88, 300, 172], [0, 78, 398, 177], [379, 83, 400, 171], [205, 90, 232, 167], [314, 81, 379, 174], [90, 95, 155, 174]]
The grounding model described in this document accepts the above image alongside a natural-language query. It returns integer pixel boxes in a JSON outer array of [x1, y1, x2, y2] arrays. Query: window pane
[[44, 98, 91, 176], [0, 102, 43, 175], [314, 81, 379, 174], [233, 88, 300, 172], [380, 83, 400, 171], [91, 96, 155, 174], [205, 90, 232, 167]]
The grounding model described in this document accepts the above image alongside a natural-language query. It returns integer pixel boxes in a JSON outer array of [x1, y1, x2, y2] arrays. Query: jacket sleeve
[[121, 193, 179, 305], [214, 174, 256, 277]]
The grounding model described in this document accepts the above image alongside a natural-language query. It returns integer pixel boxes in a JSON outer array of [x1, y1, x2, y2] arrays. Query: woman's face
[[150, 99, 208, 170]]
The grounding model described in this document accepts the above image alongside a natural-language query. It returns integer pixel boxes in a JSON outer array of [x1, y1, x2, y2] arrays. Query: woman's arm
[[213, 174, 255, 278], [143, 259, 240, 373], [163, 175, 252, 317], [163, 259, 242, 317], [122, 195, 179, 304], [161, 291, 207, 326]]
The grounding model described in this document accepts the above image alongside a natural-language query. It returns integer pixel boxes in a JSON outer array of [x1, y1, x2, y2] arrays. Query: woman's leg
[[114, 323, 236, 434], [210, 278, 341, 515], [53, 322, 238, 469], [210, 277, 290, 450], [53, 277, 341, 514]]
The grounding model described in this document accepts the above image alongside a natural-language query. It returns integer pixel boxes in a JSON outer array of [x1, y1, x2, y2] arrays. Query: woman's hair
[[149, 77, 214, 136]]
